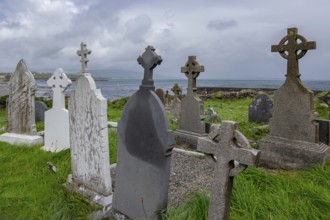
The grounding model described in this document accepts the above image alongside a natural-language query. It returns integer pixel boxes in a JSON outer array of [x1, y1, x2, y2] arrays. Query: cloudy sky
[[0, 0, 329, 80]]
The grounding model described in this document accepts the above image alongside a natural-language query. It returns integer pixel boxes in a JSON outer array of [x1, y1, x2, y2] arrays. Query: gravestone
[[315, 119, 330, 145], [248, 94, 273, 123], [155, 88, 165, 105], [35, 101, 48, 122], [164, 90, 171, 107], [42, 68, 72, 152], [0, 59, 43, 146], [67, 42, 112, 207], [113, 46, 174, 220], [259, 28, 330, 169], [205, 107, 220, 123], [170, 83, 182, 120], [174, 56, 207, 149], [197, 121, 260, 220]]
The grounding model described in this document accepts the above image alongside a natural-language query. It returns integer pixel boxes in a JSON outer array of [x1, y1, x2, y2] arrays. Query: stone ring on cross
[[278, 34, 308, 60]]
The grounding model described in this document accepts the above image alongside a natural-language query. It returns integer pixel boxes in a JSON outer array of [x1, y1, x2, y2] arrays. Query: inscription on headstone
[[260, 28, 330, 169], [42, 68, 72, 152], [198, 121, 260, 220], [67, 43, 112, 206], [113, 46, 173, 220]]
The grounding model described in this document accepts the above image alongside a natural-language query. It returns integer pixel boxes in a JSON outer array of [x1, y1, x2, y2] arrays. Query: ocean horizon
[[36, 78, 330, 101]]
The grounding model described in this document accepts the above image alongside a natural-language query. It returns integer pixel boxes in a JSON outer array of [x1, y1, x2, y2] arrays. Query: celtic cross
[[171, 83, 182, 97], [137, 46, 162, 87], [271, 27, 316, 78], [47, 68, 72, 109], [77, 42, 92, 74], [181, 56, 204, 94], [197, 121, 260, 220]]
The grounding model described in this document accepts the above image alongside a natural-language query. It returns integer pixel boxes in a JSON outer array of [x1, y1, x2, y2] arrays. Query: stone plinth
[[174, 129, 207, 149], [0, 133, 43, 146]]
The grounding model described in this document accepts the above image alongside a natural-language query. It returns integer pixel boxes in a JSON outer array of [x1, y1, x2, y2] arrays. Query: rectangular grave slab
[[113, 46, 173, 220]]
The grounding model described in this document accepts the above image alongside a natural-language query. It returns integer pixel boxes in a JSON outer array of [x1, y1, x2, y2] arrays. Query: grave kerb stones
[[0, 59, 43, 146], [67, 43, 112, 208], [113, 46, 174, 220], [259, 27, 330, 169], [197, 121, 260, 220], [174, 56, 207, 149], [42, 68, 72, 152]]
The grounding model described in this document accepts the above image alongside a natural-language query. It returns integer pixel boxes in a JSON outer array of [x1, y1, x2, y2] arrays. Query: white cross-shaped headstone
[[47, 68, 72, 110]]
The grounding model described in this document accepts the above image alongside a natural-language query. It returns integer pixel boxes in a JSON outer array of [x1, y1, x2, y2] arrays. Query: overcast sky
[[0, 0, 329, 80]]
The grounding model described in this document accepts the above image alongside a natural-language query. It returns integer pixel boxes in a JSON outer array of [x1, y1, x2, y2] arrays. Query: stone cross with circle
[[181, 56, 204, 94]]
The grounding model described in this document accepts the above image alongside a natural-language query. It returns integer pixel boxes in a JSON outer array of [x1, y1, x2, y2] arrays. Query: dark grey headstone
[[113, 46, 173, 220], [35, 101, 48, 122], [248, 94, 273, 123], [315, 119, 330, 145]]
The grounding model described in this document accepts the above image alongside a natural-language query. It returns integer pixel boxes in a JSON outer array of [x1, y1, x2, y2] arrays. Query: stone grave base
[[0, 132, 43, 146], [174, 129, 207, 149], [67, 174, 113, 209], [259, 135, 330, 169], [41, 145, 69, 153]]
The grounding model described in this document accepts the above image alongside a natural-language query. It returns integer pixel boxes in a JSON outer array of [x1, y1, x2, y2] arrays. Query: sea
[[35, 78, 330, 101]]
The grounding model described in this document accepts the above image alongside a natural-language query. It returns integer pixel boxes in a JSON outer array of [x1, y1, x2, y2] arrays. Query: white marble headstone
[[42, 68, 72, 152]]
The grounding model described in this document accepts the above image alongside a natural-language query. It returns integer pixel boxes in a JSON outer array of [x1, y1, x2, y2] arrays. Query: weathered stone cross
[[171, 83, 182, 97], [181, 56, 204, 94], [77, 42, 92, 74], [197, 121, 260, 220], [271, 27, 316, 78], [47, 68, 72, 109], [137, 45, 162, 87]]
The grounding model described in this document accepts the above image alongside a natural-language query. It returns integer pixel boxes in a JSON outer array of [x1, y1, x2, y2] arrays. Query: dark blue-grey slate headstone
[[315, 119, 330, 145], [113, 46, 173, 220], [248, 94, 273, 123], [35, 101, 48, 122]]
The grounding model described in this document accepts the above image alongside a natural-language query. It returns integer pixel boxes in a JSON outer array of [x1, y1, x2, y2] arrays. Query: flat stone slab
[[174, 129, 207, 149], [259, 135, 330, 169], [0, 132, 43, 146]]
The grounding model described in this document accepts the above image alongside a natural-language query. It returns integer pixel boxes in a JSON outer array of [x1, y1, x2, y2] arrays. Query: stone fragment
[[113, 46, 173, 220]]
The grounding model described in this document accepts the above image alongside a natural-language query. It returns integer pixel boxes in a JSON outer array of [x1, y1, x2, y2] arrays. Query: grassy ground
[[0, 96, 329, 219]]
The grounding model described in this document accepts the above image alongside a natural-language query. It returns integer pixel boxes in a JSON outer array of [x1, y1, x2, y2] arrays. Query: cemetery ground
[[0, 94, 329, 219]]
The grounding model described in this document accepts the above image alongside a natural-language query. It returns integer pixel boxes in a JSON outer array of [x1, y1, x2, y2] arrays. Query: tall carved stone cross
[[181, 56, 204, 94], [197, 121, 260, 220], [271, 27, 316, 78], [77, 42, 92, 74], [171, 83, 182, 97], [47, 68, 72, 109], [137, 45, 162, 87]]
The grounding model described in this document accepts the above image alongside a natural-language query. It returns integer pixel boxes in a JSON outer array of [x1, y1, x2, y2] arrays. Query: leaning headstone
[[113, 46, 174, 220], [248, 94, 273, 123], [170, 83, 182, 120], [174, 56, 207, 149], [259, 28, 330, 169], [42, 68, 72, 152], [0, 59, 43, 146], [67, 42, 112, 207], [35, 101, 48, 122], [155, 88, 165, 105], [197, 121, 260, 220]]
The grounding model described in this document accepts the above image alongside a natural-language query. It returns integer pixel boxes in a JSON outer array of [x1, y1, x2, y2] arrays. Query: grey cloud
[[207, 19, 238, 31], [125, 14, 152, 44]]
